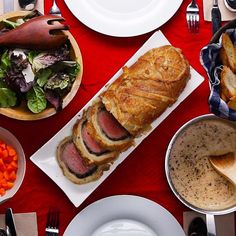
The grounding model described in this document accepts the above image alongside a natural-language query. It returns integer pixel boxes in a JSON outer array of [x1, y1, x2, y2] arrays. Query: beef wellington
[[56, 137, 110, 184], [73, 112, 118, 165], [86, 101, 134, 151]]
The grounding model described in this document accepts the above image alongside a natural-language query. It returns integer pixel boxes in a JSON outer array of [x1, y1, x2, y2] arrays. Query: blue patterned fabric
[[200, 29, 236, 121]]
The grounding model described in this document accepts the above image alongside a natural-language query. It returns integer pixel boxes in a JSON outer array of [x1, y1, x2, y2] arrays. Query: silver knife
[[3, 0, 14, 13], [5, 208, 17, 236], [211, 0, 221, 35]]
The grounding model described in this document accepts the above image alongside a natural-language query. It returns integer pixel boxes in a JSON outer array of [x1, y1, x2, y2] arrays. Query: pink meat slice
[[82, 123, 106, 154], [61, 140, 95, 175], [98, 109, 129, 140]]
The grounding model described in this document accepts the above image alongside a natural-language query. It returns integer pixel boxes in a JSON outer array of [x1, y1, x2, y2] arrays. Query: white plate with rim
[[64, 0, 183, 37], [63, 195, 185, 236]]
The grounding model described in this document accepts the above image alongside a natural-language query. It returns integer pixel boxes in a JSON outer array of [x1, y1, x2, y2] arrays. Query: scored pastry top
[[101, 45, 190, 136]]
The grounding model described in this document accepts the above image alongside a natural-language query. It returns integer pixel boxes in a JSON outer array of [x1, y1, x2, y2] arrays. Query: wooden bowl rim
[[0, 11, 83, 121]]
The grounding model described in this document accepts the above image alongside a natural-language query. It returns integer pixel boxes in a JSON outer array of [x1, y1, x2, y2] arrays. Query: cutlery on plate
[[186, 0, 200, 33], [3, 0, 14, 13], [49, 0, 62, 16], [211, 0, 221, 35], [188, 217, 207, 236], [18, 0, 37, 11], [5, 208, 16, 236]]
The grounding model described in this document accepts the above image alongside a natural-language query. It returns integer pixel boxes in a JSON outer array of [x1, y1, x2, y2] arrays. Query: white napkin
[[183, 211, 235, 236], [203, 0, 236, 22], [0, 0, 44, 15], [0, 212, 38, 236]]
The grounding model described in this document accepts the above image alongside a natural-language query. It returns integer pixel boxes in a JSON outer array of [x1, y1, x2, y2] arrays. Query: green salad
[[0, 11, 80, 113]]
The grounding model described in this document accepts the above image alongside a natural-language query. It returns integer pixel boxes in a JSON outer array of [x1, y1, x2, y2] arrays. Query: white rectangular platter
[[30, 30, 204, 207]]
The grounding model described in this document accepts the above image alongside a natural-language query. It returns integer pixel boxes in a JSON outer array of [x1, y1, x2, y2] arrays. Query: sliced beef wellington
[[101, 45, 190, 136], [56, 137, 110, 184], [86, 101, 134, 151], [73, 113, 118, 165]]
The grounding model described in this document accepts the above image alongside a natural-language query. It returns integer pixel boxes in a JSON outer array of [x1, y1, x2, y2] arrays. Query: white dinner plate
[[30, 31, 204, 207], [64, 0, 183, 37], [63, 195, 185, 236]]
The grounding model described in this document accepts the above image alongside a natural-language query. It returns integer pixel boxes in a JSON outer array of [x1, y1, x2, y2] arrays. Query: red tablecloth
[[0, 0, 232, 235]]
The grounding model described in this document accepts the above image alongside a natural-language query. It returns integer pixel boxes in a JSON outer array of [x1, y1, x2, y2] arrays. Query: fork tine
[[46, 208, 60, 235], [186, 14, 191, 32], [192, 15, 197, 33], [196, 15, 200, 32], [55, 210, 60, 229], [190, 15, 194, 33], [187, 14, 199, 33], [186, 0, 199, 33], [193, 14, 199, 33], [46, 209, 52, 227]]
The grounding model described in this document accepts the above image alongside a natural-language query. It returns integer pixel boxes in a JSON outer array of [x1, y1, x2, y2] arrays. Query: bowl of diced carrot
[[0, 127, 26, 202]]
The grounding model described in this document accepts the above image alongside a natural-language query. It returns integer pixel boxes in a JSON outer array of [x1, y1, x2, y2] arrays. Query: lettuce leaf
[[0, 50, 11, 78], [31, 45, 70, 72], [36, 68, 53, 87], [3, 19, 22, 29], [51, 61, 80, 79], [44, 74, 70, 90], [26, 86, 47, 113], [0, 87, 17, 107]]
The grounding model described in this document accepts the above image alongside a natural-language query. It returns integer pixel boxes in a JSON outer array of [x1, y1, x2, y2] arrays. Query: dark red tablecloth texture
[[0, 0, 231, 235]]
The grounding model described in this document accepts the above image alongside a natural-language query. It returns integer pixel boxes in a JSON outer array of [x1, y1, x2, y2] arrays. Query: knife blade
[[211, 0, 221, 35], [5, 208, 17, 236], [3, 0, 14, 13]]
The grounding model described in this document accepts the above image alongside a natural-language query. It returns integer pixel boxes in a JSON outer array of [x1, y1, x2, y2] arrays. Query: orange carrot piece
[[0, 141, 18, 196], [0, 159, 6, 172], [0, 188, 6, 196], [8, 171, 16, 181], [5, 182, 14, 190], [2, 154, 13, 163], [9, 161, 17, 171], [0, 142, 6, 149], [7, 146, 16, 157], [13, 155, 18, 161], [0, 178, 7, 188], [3, 171, 9, 181]]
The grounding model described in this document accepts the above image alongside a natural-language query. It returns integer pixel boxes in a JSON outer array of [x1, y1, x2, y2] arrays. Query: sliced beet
[[98, 109, 130, 140], [61, 140, 96, 178], [81, 122, 107, 155]]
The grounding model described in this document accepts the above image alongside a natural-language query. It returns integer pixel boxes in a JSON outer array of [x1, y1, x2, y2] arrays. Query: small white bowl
[[0, 127, 26, 203]]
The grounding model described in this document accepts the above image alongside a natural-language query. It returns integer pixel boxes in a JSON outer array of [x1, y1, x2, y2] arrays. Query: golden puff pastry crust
[[101, 45, 190, 136]]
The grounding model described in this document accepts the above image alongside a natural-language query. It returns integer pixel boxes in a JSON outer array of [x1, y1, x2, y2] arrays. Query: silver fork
[[49, 0, 62, 16], [45, 209, 60, 236], [186, 0, 200, 33]]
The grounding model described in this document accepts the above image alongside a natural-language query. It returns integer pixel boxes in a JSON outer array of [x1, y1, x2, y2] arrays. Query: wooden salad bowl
[[0, 11, 83, 120]]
